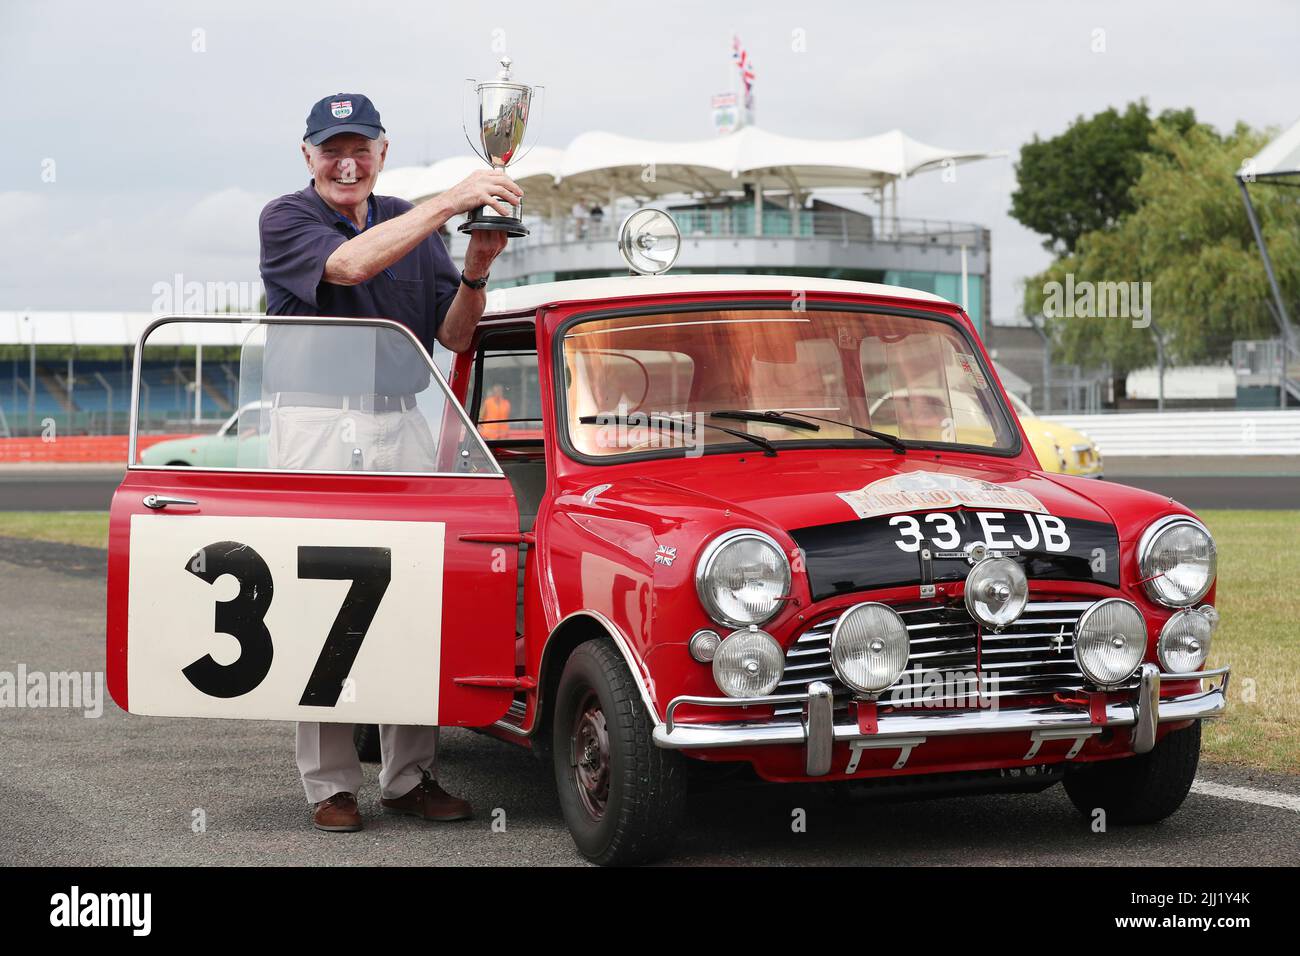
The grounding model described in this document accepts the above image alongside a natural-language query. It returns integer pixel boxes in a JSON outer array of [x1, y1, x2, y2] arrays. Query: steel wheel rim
[[572, 690, 610, 820]]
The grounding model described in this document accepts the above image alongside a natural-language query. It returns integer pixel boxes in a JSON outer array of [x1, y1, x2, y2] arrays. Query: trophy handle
[[460, 78, 490, 165], [510, 85, 545, 167]]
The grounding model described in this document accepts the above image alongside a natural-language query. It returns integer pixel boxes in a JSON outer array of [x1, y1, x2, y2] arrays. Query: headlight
[[695, 529, 791, 627], [830, 602, 910, 695], [1158, 605, 1216, 673], [1138, 516, 1216, 607], [1074, 598, 1147, 687], [712, 626, 784, 697], [964, 556, 1028, 629]]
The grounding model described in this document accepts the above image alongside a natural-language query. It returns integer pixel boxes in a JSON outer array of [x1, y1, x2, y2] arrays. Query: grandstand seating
[[0, 360, 238, 435]]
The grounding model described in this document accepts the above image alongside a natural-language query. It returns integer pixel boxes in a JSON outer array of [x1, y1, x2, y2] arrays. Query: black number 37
[[182, 541, 391, 706]]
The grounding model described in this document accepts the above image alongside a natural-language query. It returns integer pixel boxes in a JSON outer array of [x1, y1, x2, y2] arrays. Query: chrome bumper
[[652, 664, 1229, 776]]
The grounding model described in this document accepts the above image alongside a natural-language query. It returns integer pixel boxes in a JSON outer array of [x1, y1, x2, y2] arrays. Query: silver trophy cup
[[459, 57, 540, 237]]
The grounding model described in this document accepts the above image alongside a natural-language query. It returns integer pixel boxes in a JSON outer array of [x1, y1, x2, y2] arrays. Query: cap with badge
[[303, 93, 386, 146]]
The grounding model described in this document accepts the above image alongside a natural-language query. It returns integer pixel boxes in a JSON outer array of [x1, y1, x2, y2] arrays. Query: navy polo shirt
[[257, 182, 460, 394]]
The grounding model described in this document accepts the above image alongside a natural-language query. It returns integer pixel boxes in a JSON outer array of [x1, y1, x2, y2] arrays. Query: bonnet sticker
[[837, 470, 1048, 520]]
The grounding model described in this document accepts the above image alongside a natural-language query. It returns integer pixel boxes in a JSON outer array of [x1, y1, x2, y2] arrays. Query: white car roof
[[483, 274, 951, 317]]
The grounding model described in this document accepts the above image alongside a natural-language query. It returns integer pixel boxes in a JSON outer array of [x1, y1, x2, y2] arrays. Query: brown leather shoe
[[380, 770, 473, 822], [313, 792, 363, 832]]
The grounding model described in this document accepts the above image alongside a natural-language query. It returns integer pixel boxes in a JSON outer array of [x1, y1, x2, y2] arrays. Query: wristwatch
[[460, 270, 489, 290]]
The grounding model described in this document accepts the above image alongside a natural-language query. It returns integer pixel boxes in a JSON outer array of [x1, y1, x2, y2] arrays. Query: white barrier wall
[[1043, 410, 1300, 457]]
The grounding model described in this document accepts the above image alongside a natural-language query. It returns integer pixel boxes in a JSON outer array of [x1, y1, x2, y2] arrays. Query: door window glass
[[132, 317, 500, 475], [468, 332, 542, 442]]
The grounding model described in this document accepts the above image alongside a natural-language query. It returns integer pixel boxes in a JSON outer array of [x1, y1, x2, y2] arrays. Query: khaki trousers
[[267, 401, 442, 804], [297, 722, 438, 804]]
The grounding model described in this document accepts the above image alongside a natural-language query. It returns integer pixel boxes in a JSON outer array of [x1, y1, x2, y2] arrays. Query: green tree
[[1011, 101, 1197, 255], [1024, 122, 1300, 374]]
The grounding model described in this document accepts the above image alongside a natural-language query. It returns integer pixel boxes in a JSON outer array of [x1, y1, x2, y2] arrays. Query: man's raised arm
[[323, 169, 522, 286]]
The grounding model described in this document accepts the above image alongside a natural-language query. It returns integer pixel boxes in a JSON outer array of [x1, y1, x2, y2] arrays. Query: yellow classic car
[[1006, 392, 1103, 478], [863, 387, 1102, 479]]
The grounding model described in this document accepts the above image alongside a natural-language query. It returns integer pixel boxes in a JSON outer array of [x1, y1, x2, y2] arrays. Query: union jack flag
[[732, 35, 754, 110]]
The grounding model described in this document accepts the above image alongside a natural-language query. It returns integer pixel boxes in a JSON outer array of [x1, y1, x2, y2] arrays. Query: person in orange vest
[[481, 384, 511, 440]]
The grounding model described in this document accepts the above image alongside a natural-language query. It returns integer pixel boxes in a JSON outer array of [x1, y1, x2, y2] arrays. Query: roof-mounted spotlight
[[618, 207, 681, 275]]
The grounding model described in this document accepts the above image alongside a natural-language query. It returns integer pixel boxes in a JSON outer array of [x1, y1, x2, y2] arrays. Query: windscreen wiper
[[578, 413, 778, 457], [768, 410, 908, 454], [709, 409, 821, 432]]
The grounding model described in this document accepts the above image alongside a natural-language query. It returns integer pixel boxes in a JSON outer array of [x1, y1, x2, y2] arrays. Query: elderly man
[[258, 92, 522, 833]]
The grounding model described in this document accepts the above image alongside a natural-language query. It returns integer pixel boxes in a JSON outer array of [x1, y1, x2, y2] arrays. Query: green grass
[[1198, 510, 1300, 774], [0, 511, 109, 549], [0, 507, 1295, 771]]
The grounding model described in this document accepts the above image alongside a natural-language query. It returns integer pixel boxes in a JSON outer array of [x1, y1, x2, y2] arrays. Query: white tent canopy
[[377, 147, 567, 209], [378, 126, 1002, 208], [1237, 116, 1300, 394], [1247, 116, 1300, 178]]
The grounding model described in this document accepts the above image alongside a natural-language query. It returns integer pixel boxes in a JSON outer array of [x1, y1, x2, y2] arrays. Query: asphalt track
[[0, 537, 1296, 867], [0, 465, 1295, 512]]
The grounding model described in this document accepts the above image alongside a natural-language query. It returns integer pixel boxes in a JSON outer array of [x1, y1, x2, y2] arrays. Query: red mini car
[[107, 264, 1227, 865]]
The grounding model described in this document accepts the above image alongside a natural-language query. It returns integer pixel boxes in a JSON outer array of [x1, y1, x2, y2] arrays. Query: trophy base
[[458, 203, 529, 238]]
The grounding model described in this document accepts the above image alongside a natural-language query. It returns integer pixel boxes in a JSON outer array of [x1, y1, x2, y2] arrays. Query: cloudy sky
[[2, 0, 1297, 319]]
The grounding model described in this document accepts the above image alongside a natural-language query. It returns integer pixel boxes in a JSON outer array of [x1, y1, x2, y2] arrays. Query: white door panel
[[127, 514, 444, 724]]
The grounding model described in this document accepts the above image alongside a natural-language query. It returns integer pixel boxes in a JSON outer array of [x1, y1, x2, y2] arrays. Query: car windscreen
[[558, 307, 1018, 459]]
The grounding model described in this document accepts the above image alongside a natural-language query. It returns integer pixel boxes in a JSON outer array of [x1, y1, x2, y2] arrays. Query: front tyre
[[1063, 721, 1201, 824], [552, 639, 687, 865]]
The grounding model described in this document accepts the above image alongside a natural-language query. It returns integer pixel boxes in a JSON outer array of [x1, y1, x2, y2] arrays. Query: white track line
[[1191, 779, 1300, 813]]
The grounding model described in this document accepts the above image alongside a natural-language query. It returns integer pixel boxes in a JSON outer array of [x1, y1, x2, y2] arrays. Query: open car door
[[106, 315, 520, 728]]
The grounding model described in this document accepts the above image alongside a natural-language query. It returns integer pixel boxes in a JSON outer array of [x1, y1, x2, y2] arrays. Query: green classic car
[[138, 401, 269, 467]]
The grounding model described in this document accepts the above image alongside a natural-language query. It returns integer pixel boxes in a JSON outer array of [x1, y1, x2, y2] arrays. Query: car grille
[[774, 600, 1101, 718]]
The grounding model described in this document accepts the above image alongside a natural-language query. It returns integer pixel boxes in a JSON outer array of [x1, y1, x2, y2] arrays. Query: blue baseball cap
[[304, 93, 385, 145]]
